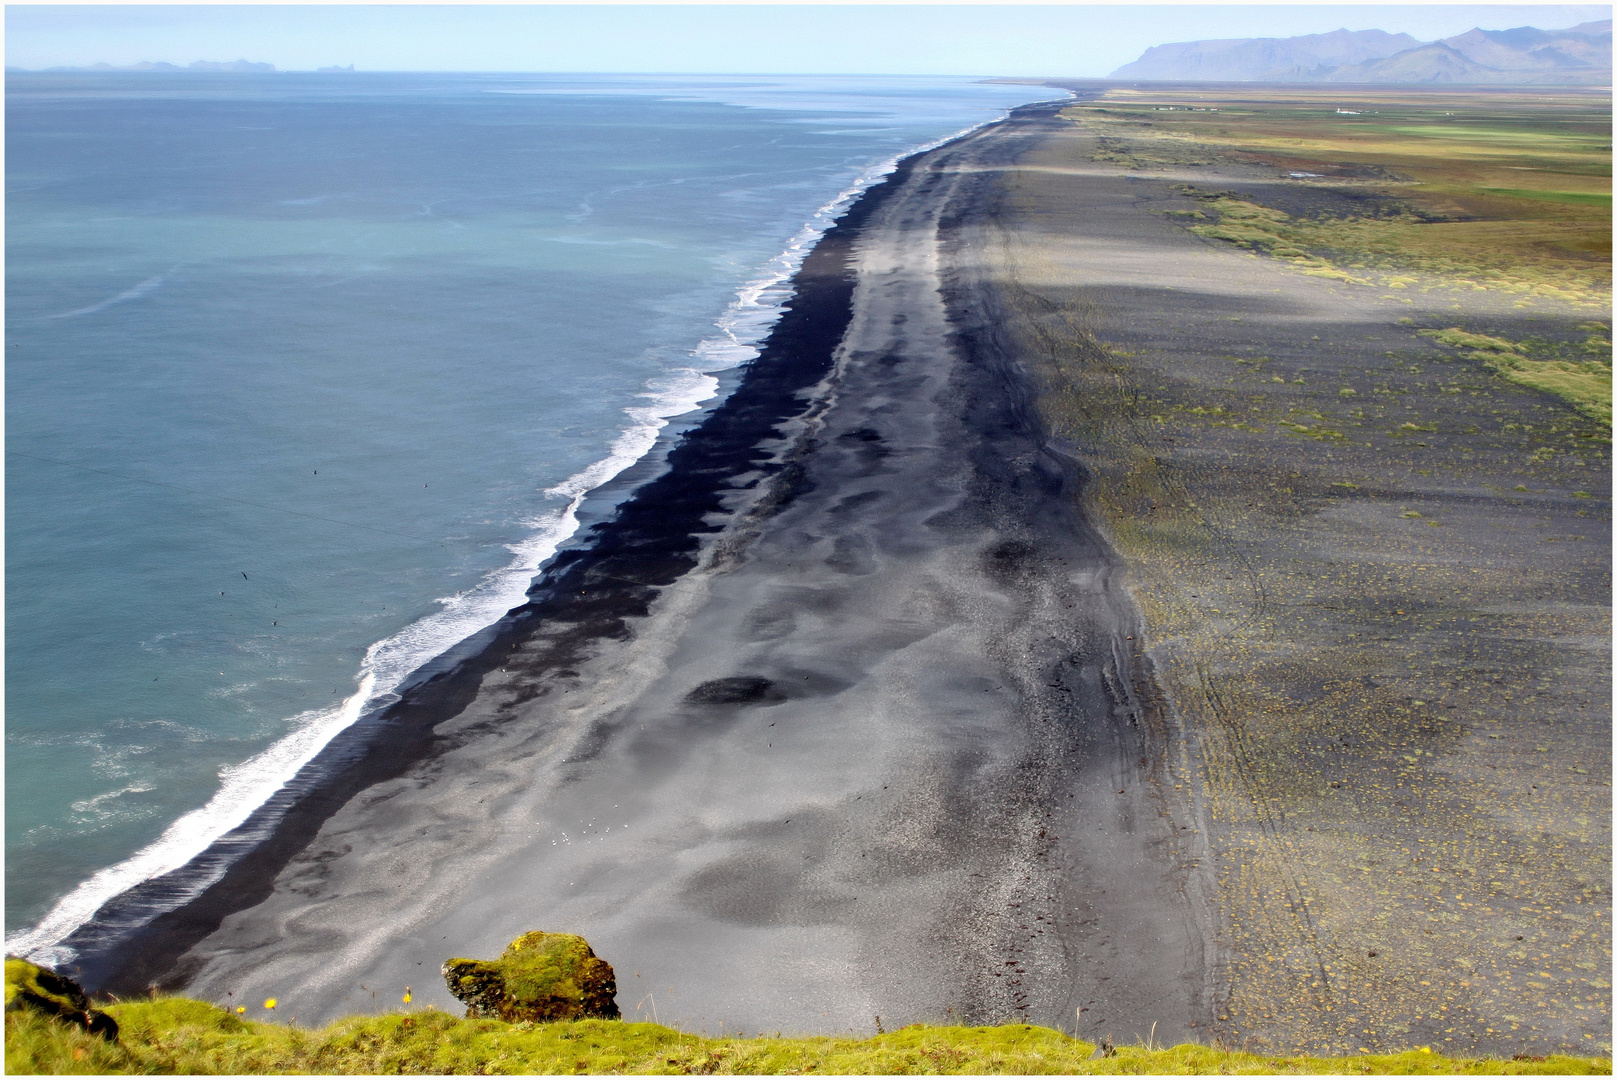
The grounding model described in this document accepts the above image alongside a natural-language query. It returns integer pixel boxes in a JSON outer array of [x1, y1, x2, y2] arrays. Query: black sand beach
[[56, 93, 1609, 1059], [63, 101, 1214, 1044]]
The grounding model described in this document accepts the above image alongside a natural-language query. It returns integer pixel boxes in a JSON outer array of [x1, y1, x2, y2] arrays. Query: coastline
[[55, 133, 925, 997], [7, 82, 1050, 965], [26, 91, 1070, 981], [58, 95, 1217, 1041], [14, 77, 1606, 1061]]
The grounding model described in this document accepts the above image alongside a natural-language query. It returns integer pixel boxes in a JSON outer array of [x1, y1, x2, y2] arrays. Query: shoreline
[[15, 113, 933, 975], [7, 81, 1067, 961], [62, 94, 1216, 1041], [22, 80, 1605, 1059], [54, 115, 997, 998]]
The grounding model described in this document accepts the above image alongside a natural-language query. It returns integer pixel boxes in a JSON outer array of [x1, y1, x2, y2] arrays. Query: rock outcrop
[[442, 931, 619, 1023], [4, 957, 119, 1040]]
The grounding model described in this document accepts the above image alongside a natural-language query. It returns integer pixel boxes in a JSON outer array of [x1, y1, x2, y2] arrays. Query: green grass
[[1169, 188, 1603, 305], [7, 1000, 1612, 1075], [1478, 355, 1612, 428], [1478, 188, 1613, 207], [1369, 124, 1610, 155]]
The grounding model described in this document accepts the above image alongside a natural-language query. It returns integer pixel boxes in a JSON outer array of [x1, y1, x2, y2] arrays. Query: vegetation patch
[[1477, 188, 1612, 207], [1084, 98, 1614, 429], [1179, 192, 1370, 283], [1419, 327, 1612, 428], [444, 930, 621, 1023], [1065, 87, 1612, 307], [1477, 356, 1611, 429], [1418, 329, 1523, 354], [7, 1000, 1612, 1075]]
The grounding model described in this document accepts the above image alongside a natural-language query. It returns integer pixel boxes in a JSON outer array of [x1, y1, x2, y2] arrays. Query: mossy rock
[[442, 931, 619, 1023], [111, 995, 248, 1035], [4, 956, 119, 1040]]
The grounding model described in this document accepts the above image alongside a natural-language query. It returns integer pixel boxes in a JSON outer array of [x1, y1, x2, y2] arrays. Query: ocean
[[5, 71, 1059, 960]]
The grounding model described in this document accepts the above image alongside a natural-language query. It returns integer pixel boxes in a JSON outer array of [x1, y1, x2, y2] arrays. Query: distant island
[[24, 59, 276, 73], [1112, 19, 1612, 84], [5, 60, 364, 74]]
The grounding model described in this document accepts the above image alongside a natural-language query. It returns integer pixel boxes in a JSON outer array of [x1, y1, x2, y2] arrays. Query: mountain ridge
[[1112, 20, 1612, 84]]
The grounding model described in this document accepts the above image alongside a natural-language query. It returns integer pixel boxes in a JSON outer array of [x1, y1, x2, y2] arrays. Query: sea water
[[5, 72, 1058, 958]]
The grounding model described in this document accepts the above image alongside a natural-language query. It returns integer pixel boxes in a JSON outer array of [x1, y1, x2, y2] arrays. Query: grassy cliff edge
[[7, 997, 1611, 1074]]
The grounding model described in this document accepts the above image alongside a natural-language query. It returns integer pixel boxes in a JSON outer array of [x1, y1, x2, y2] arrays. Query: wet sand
[[74, 104, 1214, 1043]]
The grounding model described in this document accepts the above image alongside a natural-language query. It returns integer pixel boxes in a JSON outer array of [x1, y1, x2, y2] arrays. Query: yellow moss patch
[[1418, 328, 1524, 353], [1416, 327, 1612, 426], [1482, 355, 1613, 427]]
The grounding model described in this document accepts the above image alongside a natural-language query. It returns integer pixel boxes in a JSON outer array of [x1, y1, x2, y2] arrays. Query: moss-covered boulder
[[4, 956, 119, 1041], [442, 931, 619, 1023]]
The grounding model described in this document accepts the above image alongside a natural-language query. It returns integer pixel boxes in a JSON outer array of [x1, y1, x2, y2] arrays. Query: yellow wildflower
[[264, 998, 278, 1010]]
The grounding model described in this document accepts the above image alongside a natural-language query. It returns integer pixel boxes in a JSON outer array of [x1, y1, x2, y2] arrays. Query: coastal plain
[[997, 84, 1610, 1056], [55, 88, 1610, 1063]]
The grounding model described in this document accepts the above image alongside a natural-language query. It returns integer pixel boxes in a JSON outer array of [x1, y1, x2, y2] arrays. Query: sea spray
[[12, 675, 374, 967]]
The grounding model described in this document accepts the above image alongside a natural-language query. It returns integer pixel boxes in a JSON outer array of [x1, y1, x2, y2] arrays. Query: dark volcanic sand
[[69, 105, 1215, 1043]]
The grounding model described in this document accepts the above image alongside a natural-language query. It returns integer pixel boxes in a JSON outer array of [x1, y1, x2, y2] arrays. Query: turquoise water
[[5, 71, 1058, 956]]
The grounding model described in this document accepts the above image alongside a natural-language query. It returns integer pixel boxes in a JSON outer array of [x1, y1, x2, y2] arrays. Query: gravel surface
[[985, 111, 1610, 1059]]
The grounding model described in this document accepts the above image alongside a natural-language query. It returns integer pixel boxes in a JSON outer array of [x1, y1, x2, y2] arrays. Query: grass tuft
[[1418, 328, 1523, 353]]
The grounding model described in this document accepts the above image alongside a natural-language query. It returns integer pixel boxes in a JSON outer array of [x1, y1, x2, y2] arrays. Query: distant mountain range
[[28, 59, 276, 73], [1111, 20, 1612, 84]]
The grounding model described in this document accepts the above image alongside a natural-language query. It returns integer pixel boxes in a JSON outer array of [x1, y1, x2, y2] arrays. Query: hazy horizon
[[7, 5, 1611, 77]]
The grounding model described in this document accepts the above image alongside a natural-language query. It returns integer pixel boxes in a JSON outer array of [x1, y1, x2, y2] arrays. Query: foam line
[[46, 267, 181, 320]]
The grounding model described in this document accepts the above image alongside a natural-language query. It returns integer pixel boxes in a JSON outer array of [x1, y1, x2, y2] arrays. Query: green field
[[1476, 188, 1611, 207]]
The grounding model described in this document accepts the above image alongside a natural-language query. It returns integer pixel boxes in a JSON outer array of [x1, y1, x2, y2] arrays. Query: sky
[[4, 4, 1611, 76]]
